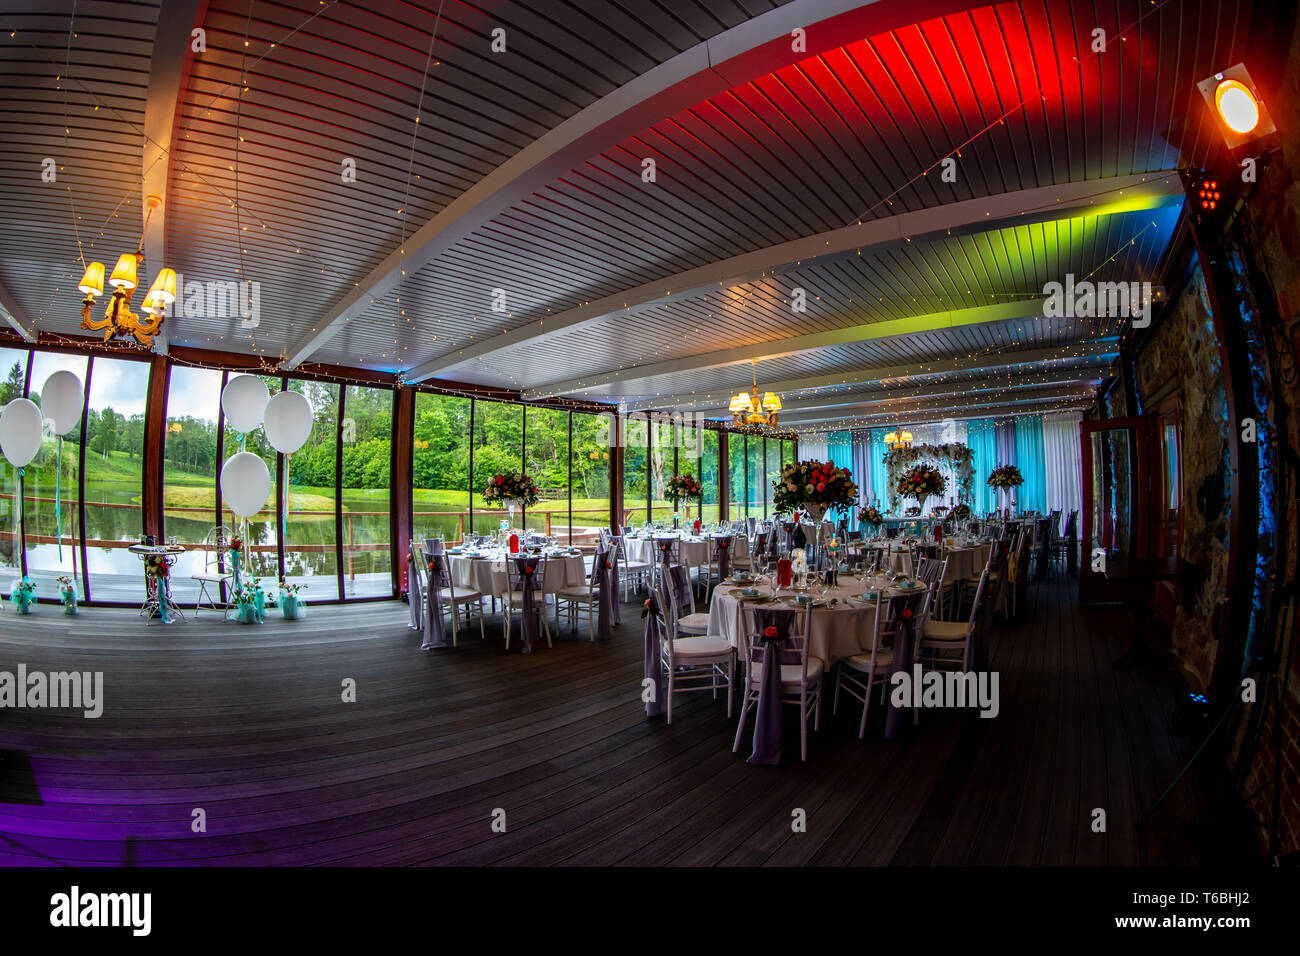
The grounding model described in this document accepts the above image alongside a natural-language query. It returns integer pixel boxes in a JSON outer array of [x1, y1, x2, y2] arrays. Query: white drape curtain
[[1042, 411, 1083, 523], [800, 432, 828, 461]]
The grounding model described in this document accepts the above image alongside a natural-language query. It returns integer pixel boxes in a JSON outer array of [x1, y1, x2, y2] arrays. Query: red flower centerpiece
[[896, 463, 946, 516], [772, 460, 858, 521]]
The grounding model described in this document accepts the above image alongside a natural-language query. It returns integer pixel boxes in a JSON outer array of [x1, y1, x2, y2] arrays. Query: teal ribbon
[[55, 436, 62, 562]]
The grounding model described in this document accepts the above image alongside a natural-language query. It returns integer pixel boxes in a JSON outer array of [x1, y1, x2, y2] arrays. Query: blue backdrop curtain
[[1014, 414, 1047, 514], [827, 430, 852, 525], [868, 428, 889, 508], [968, 419, 997, 514], [851, 430, 871, 528]]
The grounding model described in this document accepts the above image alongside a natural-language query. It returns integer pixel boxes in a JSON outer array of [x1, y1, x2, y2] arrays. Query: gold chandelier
[[884, 426, 913, 449], [729, 361, 782, 428], [77, 194, 176, 349]]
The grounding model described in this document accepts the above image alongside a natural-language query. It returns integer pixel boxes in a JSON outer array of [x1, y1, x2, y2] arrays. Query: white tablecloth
[[707, 579, 922, 669], [447, 552, 586, 596], [859, 541, 991, 582], [624, 534, 749, 567]]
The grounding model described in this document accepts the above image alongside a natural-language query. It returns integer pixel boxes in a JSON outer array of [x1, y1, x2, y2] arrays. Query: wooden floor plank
[[0, 576, 1257, 866]]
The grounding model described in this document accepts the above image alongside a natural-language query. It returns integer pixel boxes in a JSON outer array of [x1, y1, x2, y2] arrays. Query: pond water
[[3, 486, 616, 605]]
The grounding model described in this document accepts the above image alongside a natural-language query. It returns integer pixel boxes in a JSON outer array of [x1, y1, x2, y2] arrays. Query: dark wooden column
[[142, 353, 170, 541], [718, 427, 729, 521], [392, 385, 415, 596], [609, 412, 623, 531]]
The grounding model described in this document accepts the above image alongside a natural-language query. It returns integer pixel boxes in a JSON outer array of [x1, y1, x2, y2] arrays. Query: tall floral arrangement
[[897, 463, 946, 508], [987, 464, 1025, 490], [772, 460, 858, 517], [482, 470, 539, 507], [664, 473, 702, 505], [883, 442, 975, 508]]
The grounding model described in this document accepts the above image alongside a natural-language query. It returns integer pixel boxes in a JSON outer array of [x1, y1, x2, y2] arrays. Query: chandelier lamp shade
[[729, 361, 782, 428], [884, 428, 914, 450], [77, 194, 175, 349]]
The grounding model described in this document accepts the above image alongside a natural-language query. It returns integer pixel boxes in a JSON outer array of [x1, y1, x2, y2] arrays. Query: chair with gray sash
[[834, 590, 923, 738], [555, 544, 615, 641], [504, 556, 550, 651], [656, 576, 734, 725], [732, 601, 821, 761]]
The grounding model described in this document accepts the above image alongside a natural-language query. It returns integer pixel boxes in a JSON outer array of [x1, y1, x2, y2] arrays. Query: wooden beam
[[414, 172, 1179, 383], [525, 299, 1052, 401], [142, 0, 207, 356], [283, 0, 984, 369]]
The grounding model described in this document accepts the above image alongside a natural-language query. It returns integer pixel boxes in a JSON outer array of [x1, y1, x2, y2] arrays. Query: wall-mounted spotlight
[[1196, 63, 1277, 153]]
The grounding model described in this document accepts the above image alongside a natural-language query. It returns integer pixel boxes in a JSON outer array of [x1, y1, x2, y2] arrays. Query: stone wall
[[1134, 268, 1232, 690], [1226, 16, 1300, 858]]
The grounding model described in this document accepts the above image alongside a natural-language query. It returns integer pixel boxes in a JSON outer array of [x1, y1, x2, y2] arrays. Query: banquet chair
[[664, 563, 711, 635], [191, 526, 236, 617], [504, 557, 551, 650], [422, 548, 484, 646], [732, 601, 821, 761], [706, 534, 735, 601], [1006, 530, 1033, 619], [408, 540, 426, 631], [834, 590, 926, 738], [915, 554, 950, 621], [555, 545, 614, 641], [656, 579, 734, 725], [442, 555, 486, 646], [1052, 510, 1078, 574], [918, 565, 990, 674], [652, 536, 679, 589], [619, 537, 654, 599]]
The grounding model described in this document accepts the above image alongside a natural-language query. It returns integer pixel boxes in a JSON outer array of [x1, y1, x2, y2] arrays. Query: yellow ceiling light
[[78, 195, 173, 349], [730, 361, 781, 429]]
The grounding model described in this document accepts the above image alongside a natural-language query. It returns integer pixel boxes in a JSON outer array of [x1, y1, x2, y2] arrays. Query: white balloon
[[0, 399, 43, 468], [40, 370, 84, 436], [219, 451, 271, 518], [221, 374, 269, 434], [263, 390, 314, 454]]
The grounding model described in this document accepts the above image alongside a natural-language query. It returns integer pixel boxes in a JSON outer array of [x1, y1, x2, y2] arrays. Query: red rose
[[524, 566, 534, 575], [901, 607, 913, 619], [817, 482, 826, 492], [764, 625, 778, 638], [496, 476, 505, 486]]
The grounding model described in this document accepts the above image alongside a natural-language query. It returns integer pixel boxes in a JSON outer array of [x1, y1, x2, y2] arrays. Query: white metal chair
[[834, 591, 922, 738], [664, 563, 710, 635], [656, 578, 734, 725], [731, 601, 822, 762], [191, 526, 235, 617], [618, 536, 653, 600], [555, 545, 615, 641], [504, 556, 551, 651], [919, 564, 990, 673]]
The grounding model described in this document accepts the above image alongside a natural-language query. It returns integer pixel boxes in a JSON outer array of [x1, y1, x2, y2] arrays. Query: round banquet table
[[861, 540, 991, 583], [446, 551, 586, 597], [624, 533, 749, 567], [706, 576, 924, 670]]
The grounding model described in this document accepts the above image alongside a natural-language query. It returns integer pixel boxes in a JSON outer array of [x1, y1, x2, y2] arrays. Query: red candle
[[777, 558, 792, 588], [509, 533, 519, 554]]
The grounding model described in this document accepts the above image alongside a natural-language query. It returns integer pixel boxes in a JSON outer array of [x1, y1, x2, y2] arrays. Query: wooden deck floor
[[0, 576, 1258, 866]]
